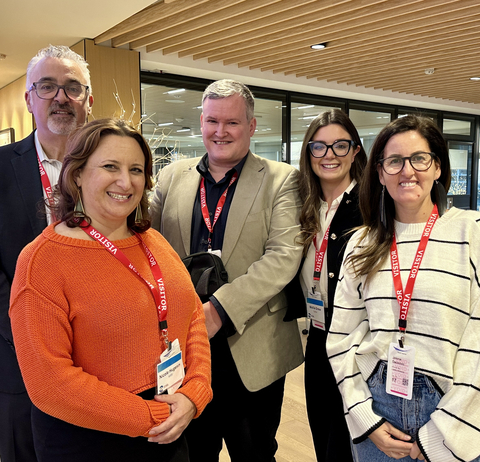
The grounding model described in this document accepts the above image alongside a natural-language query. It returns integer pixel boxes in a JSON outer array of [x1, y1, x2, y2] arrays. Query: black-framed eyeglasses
[[29, 82, 89, 101], [308, 139, 356, 158], [378, 152, 437, 175]]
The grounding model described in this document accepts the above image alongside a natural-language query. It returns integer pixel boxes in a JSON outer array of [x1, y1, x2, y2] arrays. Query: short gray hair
[[26, 45, 92, 93], [202, 79, 254, 121]]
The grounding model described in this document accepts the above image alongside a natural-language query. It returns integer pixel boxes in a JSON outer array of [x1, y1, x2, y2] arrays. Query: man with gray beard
[[0, 45, 93, 462]]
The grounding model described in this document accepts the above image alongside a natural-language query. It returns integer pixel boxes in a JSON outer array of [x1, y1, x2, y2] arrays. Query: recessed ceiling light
[[470, 77, 480, 81], [164, 88, 185, 94], [311, 43, 327, 50], [157, 122, 173, 127]]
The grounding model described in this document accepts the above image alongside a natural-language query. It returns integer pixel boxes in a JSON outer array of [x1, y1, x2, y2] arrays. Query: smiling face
[[25, 57, 93, 138], [75, 135, 146, 234], [309, 123, 359, 193], [378, 130, 441, 223], [200, 94, 256, 173]]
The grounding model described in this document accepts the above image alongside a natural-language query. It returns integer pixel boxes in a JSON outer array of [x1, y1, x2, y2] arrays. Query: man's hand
[[148, 393, 196, 444], [203, 301, 222, 338], [369, 422, 413, 459]]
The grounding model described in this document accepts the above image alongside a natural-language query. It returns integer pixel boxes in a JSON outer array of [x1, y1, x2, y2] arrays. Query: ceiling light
[[177, 127, 191, 132], [424, 68, 435, 75], [157, 122, 173, 127], [164, 88, 185, 94], [470, 77, 480, 81], [311, 43, 327, 50]]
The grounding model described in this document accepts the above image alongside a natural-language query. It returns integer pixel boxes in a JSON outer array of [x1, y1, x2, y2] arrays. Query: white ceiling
[[0, 0, 154, 89]]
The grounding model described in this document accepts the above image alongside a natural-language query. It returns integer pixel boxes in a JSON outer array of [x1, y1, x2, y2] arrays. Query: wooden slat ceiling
[[95, 0, 480, 105]]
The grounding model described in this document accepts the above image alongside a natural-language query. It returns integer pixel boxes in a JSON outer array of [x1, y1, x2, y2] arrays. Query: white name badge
[[386, 342, 416, 400], [306, 291, 325, 330], [157, 339, 185, 395]]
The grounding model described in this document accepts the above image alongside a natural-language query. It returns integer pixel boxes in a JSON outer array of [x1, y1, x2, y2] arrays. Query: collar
[[196, 152, 248, 182], [34, 130, 61, 165], [320, 178, 357, 212]]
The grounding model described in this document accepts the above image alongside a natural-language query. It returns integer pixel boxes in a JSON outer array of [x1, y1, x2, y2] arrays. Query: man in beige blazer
[[150, 79, 303, 462]]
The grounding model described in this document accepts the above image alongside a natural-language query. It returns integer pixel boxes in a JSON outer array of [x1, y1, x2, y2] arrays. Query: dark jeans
[[185, 334, 285, 462], [31, 388, 189, 462]]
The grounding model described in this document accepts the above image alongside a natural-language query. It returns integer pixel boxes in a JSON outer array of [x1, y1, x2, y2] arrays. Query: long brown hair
[[52, 118, 153, 233], [348, 114, 451, 280], [298, 108, 367, 254]]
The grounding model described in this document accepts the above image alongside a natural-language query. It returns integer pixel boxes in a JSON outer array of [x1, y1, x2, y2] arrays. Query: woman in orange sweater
[[10, 119, 212, 462]]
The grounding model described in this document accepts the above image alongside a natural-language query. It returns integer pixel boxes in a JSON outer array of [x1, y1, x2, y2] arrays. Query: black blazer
[[284, 185, 362, 328], [0, 132, 47, 392]]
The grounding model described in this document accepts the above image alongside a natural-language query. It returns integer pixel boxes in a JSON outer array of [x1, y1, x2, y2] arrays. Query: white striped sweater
[[327, 207, 480, 462]]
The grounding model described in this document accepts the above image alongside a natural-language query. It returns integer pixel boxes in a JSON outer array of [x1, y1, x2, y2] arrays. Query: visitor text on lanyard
[[80, 220, 171, 349], [200, 172, 238, 250]]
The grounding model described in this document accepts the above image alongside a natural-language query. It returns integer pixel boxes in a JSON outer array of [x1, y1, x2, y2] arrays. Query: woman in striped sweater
[[327, 115, 480, 462]]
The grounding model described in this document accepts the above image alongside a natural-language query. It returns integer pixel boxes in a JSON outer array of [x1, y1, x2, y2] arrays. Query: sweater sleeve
[[326, 235, 384, 442], [175, 295, 212, 418], [417, 220, 480, 462], [10, 283, 171, 438]]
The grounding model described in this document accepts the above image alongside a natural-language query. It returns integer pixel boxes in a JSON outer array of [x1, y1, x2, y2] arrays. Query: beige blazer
[[150, 152, 304, 391]]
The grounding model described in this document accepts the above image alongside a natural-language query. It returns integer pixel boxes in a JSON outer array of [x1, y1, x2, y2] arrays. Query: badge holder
[[157, 338, 185, 395], [306, 287, 326, 330], [386, 336, 415, 401]]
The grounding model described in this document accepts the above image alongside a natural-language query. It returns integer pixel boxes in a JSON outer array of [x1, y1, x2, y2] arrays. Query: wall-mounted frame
[[0, 127, 15, 146]]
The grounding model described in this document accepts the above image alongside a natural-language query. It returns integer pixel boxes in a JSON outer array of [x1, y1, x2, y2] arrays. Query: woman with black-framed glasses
[[327, 115, 480, 462], [287, 108, 366, 462]]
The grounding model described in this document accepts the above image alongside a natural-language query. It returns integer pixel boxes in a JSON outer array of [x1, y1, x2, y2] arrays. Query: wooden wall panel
[[84, 39, 141, 127]]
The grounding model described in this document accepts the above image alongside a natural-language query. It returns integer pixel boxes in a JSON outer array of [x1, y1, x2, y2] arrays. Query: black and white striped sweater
[[327, 207, 480, 462]]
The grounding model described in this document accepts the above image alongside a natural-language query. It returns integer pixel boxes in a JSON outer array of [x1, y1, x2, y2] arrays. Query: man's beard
[[47, 103, 79, 136]]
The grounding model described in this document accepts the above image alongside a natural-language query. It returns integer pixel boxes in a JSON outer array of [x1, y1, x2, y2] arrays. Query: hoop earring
[[73, 189, 85, 218], [434, 180, 447, 216], [134, 203, 143, 224], [380, 185, 387, 228]]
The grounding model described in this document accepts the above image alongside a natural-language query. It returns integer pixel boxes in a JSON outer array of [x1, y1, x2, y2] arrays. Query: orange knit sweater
[[10, 224, 212, 438]]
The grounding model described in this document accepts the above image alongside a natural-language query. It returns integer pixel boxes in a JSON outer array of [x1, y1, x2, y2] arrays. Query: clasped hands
[[147, 393, 196, 444], [370, 422, 425, 460]]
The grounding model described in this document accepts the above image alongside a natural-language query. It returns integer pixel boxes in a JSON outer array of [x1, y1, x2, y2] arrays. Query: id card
[[386, 342, 416, 400], [157, 339, 185, 395], [306, 290, 325, 330]]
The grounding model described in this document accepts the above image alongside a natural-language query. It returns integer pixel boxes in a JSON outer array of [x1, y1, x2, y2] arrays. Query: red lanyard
[[312, 226, 330, 286], [200, 172, 238, 249], [36, 151, 57, 220], [390, 205, 438, 339], [80, 221, 170, 348]]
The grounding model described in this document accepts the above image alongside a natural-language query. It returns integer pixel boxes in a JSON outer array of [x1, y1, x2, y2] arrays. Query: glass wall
[[448, 141, 473, 209], [349, 109, 392, 156], [140, 71, 480, 210]]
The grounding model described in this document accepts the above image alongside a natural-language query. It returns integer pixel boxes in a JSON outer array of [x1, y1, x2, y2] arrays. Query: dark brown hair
[[298, 108, 367, 254], [52, 118, 153, 233], [349, 114, 451, 279]]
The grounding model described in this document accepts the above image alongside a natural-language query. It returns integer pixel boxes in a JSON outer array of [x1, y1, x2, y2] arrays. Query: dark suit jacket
[[0, 132, 47, 392]]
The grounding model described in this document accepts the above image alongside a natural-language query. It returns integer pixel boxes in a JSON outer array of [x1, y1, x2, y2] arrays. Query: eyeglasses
[[308, 139, 356, 158], [29, 82, 89, 101], [378, 152, 436, 175]]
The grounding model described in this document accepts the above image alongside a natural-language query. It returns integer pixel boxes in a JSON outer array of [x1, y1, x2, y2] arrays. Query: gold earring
[[73, 189, 85, 218], [134, 203, 143, 224]]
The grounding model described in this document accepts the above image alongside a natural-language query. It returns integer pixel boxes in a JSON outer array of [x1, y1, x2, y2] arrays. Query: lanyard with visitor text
[[311, 226, 330, 292], [80, 220, 171, 349], [390, 204, 438, 347], [36, 150, 57, 221], [199, 172, 238, 250]]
